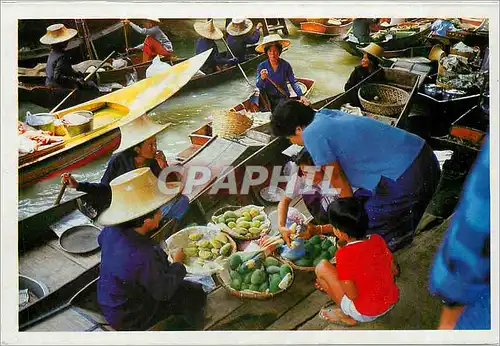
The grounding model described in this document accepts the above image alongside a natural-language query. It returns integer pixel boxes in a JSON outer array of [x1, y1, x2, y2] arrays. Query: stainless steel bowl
[[62, 111, 94, 137]]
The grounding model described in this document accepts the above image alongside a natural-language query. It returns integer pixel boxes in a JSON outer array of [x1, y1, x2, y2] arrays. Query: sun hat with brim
[[358, 42, 384, 60], [143, 18, 161, 24], [114, 114, 171, 154], [194, 19, 223, 40], [40, 24, 78, 45], [255, 34, 291, 53], [226, 18, 254, 37], [98, 167, 182, 226]]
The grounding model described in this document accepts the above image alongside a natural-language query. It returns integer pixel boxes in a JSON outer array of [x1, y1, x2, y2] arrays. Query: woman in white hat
[[194, 19, 238, 74], [61, 114, 188, 220], [226, 18, 263, 63], [40, 23, 98, 91], [96, 167, 207, 330], [249, 34, 309, 112], [122, 18, 175, 63], [344, 42, 384, 91]]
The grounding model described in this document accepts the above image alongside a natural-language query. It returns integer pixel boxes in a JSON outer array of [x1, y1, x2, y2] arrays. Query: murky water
[[18, 21, 360, 219]]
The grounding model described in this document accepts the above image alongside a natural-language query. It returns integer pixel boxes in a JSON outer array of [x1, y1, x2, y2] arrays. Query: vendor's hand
[[171, 248, 184, 263], [297, 223, 318, 240], [260, 69, 269, 80], [155, 150, 168, 169], [61, 173, 79, 189], [298, 96, 311, 106], [279, 226, 293, 247], [256, 22, 263, 30]]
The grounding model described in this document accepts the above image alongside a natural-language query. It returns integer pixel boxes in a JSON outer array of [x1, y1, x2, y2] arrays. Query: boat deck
[[23, 195, 448, 332]]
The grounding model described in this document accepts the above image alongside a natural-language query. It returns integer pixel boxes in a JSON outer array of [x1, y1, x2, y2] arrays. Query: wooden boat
[[288, 18, 308, 28], [337, 23, 432, 57], [181, 77, 316, 159], [298, 19, 353, 37], [311, 67, 420, 130], [18, 50, 212, 188], [18, 120, 290, 332]]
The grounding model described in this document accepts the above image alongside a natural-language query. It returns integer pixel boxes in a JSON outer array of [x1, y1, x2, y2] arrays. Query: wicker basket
[[211, 205, 271, 241], [358, 83, 410, 117], [276, 235, 337, 272], [211, 109, 253, 139], [217, 255, 295, 300]]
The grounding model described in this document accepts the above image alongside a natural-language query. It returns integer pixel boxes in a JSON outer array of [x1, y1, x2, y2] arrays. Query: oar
[[54, 182, 68, 206], [221, 37, 253, 87], [50, 50, 116, 114], [266, 75, 289, 99], [123, 21, 129, 51]]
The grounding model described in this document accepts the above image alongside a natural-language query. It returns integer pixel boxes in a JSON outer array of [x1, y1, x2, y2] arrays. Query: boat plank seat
[[25, 307, 96, 332]]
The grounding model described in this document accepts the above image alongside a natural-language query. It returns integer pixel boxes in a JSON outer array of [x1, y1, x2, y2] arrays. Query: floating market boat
[[298, 19, 353, 37], [18, 50, 212, 188]]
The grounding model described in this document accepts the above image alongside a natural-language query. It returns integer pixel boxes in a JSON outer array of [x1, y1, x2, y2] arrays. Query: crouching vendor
[[97, 167, 207, 331]]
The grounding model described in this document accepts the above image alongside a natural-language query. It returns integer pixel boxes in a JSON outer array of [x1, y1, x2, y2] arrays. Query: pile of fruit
[[213, 207, 270, 239], [227, 254, 293, 294], [182, 232, 233, 267], [290, 235, 337, 267]]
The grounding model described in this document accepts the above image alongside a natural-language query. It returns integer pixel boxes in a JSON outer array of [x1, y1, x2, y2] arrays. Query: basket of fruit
[[277, 234, 337, 272], [217, 251, 295, 300], [211, 205, 271, 240], [165, 226, 237, 276]]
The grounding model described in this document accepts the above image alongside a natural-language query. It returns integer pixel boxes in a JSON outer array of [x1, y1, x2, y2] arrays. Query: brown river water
[[18, 21, 360, 219]]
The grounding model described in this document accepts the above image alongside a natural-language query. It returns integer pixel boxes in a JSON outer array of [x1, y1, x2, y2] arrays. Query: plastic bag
[[146, 55, 172, 78], [183, 274, 216, 293], [278, 238, 306, 260]]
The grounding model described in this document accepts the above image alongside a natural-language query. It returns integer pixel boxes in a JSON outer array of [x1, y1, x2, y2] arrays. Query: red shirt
[[336, 234, 399, 316]]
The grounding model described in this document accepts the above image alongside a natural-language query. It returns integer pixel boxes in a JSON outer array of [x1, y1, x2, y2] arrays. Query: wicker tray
[[210, 205, 271, 241], [358, 83, 410, 117], [165, 225, 237, 276], [212, 109, 253, 139], [276, 235, 337, 272], [217, 254, 295, 300]]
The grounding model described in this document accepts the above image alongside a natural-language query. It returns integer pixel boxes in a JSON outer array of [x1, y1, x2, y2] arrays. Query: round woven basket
[[211, 205, 271, 241], [358, 83, 410, 117], [212, 109, 253, 139], [217, 256, 295, 300], [276, 235, 336, 272]]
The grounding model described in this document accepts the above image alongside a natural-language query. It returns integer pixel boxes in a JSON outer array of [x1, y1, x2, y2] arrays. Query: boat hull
[[299, 21, 353, 37]]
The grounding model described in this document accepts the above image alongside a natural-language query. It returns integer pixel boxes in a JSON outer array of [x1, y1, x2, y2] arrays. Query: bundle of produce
[[165, 226, 237, 275], [211, 205, 271, 240], [218, 250, 294, 299]]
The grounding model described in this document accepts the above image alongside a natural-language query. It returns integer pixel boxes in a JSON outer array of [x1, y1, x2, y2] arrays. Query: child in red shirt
[[313, 197, 399, 326]]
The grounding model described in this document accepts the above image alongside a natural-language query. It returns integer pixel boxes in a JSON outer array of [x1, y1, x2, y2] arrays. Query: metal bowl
[[26, 112, 55, 133], [62, 111, 94, 137]]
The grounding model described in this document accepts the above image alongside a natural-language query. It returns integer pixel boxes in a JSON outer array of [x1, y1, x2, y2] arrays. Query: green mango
[[210, 239, 223, 249], [223, 211, 238, 219], [230, 270, 242, 282], [253, 215, 266, 222], [269, 276, 281, 293], [251, 269, 266, 285], [218, 216, 226, 224], [259, 281, 269, 292], [242, 212, 252, 220], [241, 283, 249, 290], [199, 250, 212, 260], [215, 233, 228, 244], [304, 242, 314, 255], [321, 238, 333, 250], [227, 221, 237, 229], [250, 220, 261, 228], [225, 218, 236, 224], [197, 240, 210, 248], [328, 245, 337, 258], [249, 284, 261, 292], [264, 257, 280, 268], [312, 244, 322, 258], [313, 252, 331, 266], [229, 254, 242, 270], [294, 257, 313, 267], [188, 233, 203, 241], [309, 235, 322, 245], [231, 278, 241, 290], [248, 227, 261, 235], [236, 221, 252, 229], [183, 247, 199, 257], [236, 217, 247, 224], [244, 272, 253, 284], [220, 243, 232, 256], [265, 265, 281, 274], [279, 264, 292, 279]]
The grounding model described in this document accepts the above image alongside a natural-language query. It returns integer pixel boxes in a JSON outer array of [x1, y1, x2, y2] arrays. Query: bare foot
[[319, 304, 357, 326]]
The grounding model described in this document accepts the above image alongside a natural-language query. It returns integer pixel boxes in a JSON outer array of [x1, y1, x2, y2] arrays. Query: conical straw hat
[[114, 114, 171, 154], [194, 19, 223, 40], [255, 34, 291, 53], [144, 18, 161, 24], [226, 18, 253, 36], [40, 24, 78, 45], [98, 167, 182, 226], [428, 44, 446, 61], [360, 42, 384, 59]]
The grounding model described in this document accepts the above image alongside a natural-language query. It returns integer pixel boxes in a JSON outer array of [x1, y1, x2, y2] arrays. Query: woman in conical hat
[[61, 114, 188, 219], [96, 167, 207, 330], [40, 23, 98, 91], [122, 18, 175, 63], [226, 18, 263, 63], [194, 19, 238, 74], [344, 42, 384, 91], [249, 34, 309, 112]]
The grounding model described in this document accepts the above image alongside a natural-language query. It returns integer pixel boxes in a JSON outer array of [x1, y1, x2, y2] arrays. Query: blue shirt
[[429, 137, 490, 330], [195, 38, 233, 74], [97, 226, 187, 330], [227, 29, 260, 62], [303, 109, 424, 191], [255, 58, 303, 99]]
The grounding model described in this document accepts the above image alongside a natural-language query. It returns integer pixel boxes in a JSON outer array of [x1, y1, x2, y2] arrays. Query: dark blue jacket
[[195, 38, 233, 74]]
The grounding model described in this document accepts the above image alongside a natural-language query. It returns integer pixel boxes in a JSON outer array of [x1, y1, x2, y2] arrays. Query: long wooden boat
[[337, 24, 432, 57], [18, 120, 290, 331], [18, 50, 212, 189], [182, 77, 315, 156], [298, 19, 353, 37], [288, 18, 308, 28]]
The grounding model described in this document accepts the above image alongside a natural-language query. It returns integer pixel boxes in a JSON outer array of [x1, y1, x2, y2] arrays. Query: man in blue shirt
[[194, 19, 237, 75], [271, 99, 441, 251], [226, 18, 263, 63], [97, 167, 207, 330], [429, 137, 490, 330]]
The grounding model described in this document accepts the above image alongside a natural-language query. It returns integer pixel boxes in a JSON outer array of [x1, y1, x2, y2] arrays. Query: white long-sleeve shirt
[[129, 22, 173, 52]]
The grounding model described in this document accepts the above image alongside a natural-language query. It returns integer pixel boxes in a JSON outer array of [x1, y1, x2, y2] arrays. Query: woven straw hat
[[226, 18, 253, 36], [194, 19, 223, 40], [360, 42, 384, 59], [98, 167, 182, 226], [255, 34, 291, 53], [144, 18, 161, 24], [114, 114, 171, 154], [40, 24, 78, 45], [428, 44, 446, 61]]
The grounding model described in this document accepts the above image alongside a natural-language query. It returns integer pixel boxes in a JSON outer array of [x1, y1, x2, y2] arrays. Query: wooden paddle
[[123, 21, 129, 51], [54, 182, 68, 206], [50, 50, 117, 114], [221, 37, 253, 87]]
